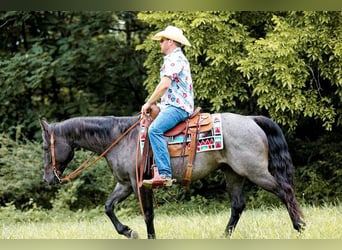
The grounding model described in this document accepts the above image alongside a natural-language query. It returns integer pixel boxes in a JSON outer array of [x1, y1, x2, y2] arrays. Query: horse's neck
[[58, 116, 138, 154], [74, 132, 111, 154]]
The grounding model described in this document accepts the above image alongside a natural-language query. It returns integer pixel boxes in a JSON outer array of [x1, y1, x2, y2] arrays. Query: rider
[[141, 25, 194, 187]]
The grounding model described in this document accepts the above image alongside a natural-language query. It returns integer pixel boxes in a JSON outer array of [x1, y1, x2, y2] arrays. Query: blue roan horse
[[40, 113, 305, 239]]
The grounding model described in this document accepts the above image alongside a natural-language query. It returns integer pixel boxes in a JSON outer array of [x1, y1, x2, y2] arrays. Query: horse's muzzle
[[43, 172, 59, 185]]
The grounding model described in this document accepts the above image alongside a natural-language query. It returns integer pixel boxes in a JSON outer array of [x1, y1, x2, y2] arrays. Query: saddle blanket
[[139, 114, 223, 157]]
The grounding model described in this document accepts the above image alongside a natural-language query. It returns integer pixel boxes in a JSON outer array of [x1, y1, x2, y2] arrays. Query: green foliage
[[290, 132, 342, 204], [238, 12, 342, 130], [0, 11, 148, 140], [0, 134, 55, 209]]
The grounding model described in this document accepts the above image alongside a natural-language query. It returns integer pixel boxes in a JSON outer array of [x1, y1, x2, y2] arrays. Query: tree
[[138, 11, 342, 131], [0, 11, 149, 140], [238, 11, 342, 130]]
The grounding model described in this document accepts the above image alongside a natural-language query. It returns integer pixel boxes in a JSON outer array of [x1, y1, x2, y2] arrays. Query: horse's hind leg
[[247, 169, 305, 232], [105, 182, 137, 238], [221, 165, 246, 236]]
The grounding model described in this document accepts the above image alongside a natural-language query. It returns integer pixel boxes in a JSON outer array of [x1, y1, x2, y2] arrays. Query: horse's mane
[[52, 116, 139, 144]]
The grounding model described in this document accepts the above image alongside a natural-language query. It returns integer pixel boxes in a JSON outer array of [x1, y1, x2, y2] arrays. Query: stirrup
[[142, 165, 175, 188]]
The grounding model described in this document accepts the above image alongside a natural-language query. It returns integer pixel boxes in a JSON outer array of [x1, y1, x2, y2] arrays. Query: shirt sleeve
[[162, 56, 183, 82]]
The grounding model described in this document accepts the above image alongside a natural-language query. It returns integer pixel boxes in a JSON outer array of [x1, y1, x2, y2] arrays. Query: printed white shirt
[[160, 47, 194, 114]]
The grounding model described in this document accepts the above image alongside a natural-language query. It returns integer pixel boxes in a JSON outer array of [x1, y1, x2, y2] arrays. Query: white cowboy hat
[[152, 25, 191, 46]]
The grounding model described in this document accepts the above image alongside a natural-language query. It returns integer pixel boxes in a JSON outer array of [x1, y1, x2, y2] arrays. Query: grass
[[1, 204, 341, 239]]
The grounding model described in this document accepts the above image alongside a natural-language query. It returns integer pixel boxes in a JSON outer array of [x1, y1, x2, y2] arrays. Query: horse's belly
[[170, 150, 223, 181]]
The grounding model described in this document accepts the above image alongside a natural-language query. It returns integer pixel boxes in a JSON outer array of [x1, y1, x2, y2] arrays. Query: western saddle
[[140, 105, 213, 187]]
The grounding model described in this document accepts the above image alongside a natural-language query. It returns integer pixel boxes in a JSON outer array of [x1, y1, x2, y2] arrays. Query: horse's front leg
[[139, 185, 156, 239], [105, 182, 138, 238]]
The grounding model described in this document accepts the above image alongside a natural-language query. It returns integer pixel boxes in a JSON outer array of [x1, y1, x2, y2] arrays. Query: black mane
[[52, 116, 139, 144]]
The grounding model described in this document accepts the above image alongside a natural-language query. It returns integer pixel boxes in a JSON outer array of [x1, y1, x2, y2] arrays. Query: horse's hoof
[[129, 230, 139, 239], [297, 221, 306, 233]]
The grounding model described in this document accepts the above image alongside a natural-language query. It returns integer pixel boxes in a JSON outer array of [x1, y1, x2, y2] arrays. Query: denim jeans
[[148, 105, 189, 177]]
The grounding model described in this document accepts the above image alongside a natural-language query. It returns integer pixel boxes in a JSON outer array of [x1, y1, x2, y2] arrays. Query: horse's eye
[[43, 146, 49, 152]]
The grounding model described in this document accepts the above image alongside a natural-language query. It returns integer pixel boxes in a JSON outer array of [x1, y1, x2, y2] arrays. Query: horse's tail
[[252, 116, 305, 227]]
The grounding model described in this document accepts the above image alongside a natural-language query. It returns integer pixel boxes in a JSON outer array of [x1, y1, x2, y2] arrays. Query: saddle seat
[[149, 105, 213, 137], [164, 107, 213, 137], [145, 105, 213, 159]]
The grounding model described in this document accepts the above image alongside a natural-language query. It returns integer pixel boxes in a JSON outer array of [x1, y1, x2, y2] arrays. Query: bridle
[[50, 131, 62, 182], [49, 117, 142, 184]]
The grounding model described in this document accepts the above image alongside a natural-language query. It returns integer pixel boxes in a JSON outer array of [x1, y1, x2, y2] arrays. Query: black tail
[[252, 116, 294, 185], [252, 116, 305, 230]]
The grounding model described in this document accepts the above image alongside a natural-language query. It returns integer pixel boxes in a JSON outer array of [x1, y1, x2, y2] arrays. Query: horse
[[40, 112, 305, 239]]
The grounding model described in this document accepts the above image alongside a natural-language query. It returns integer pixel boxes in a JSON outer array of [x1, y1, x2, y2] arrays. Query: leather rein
[[50, 117, 142, 183]]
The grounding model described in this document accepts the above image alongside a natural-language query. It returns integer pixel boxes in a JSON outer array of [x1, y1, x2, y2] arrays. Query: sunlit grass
[[1, 205, 341, 239]]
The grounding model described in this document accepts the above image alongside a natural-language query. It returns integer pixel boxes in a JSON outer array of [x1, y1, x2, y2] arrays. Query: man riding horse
[[141, 25, 194, 188]]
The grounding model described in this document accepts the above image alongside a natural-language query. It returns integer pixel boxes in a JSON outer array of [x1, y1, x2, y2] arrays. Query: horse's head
[[40, 120, 74, 185]]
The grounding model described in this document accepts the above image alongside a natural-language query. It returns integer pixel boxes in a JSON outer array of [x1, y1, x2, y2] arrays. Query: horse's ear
[[40, 119, 49, 132]]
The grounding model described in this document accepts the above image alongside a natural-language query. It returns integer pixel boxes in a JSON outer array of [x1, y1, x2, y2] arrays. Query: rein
[[50, 117, 142, 183]]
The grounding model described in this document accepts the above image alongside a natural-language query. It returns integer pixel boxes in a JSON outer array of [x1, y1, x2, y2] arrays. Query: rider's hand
[[141, 103, 151, 116]]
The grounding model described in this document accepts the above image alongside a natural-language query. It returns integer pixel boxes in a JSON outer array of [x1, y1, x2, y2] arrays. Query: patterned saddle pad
[[139, 114, 223, 157]]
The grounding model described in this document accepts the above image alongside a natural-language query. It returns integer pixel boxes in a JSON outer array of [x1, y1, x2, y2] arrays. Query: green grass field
[[1, 205, 341, 239]]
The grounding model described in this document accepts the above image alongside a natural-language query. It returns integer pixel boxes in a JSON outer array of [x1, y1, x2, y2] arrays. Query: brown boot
[[142, 176, 173, 188]]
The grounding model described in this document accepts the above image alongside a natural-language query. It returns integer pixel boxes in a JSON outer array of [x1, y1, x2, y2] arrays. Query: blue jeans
[[148, 105, 189, 177]]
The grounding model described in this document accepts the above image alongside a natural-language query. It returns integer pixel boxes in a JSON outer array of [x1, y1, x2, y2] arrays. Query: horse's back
[[220, 112, 268, 142], [201, 112, 269, 177]]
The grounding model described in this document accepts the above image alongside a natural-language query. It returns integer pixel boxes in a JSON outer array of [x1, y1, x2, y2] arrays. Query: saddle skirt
[[139, 113, 223, 157]]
